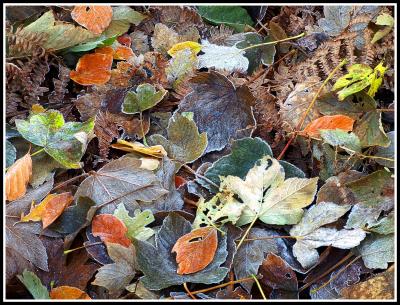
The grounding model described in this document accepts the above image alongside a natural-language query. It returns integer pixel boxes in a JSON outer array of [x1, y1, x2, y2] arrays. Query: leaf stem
[[183, 283, 196, 300], [240, 32, 305, 52], [251, 274, 267, 300], [240, 235, 303, 242], [180, 163, 220, 189], [63, 242, 103, 255], [185, 276, 258, 296], [139, 111, 148, 146], [277, 58, 348, 160], [30, 148, 45, 157], [51, 173, 89, 191], [236, 214, 259, 251]]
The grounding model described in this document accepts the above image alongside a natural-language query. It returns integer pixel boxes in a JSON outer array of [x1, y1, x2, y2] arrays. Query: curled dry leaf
[[6, 152, 32, 201], [71, 5, 113, 35], [70, 53, 113, 86], [172, 227, 218, 275], [92, 214, 132, 247], [111, 139, 167, 158], [21, 192, 74, 229], [300, 115, 355, 138], [50, 286, 91, 299]]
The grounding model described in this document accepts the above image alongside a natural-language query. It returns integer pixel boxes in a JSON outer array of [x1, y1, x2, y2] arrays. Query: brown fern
[[7, 25, 47, 58]]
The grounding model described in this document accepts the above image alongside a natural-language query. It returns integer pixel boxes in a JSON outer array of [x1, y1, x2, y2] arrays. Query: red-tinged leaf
[[21, 192, 74, 229], [71, 5, 113, 35], [113, 45, 134, 60], [6, 152, 32, 201], [171, 227, 218, 275], [92, 214, 132, 247], [50, 286, 91, 299], [300, 115, 355, 138], [174, 176, 187, 188], [70, 53, 113, 86], [117, 34, 132, 47], [95, 46, 114, 56]]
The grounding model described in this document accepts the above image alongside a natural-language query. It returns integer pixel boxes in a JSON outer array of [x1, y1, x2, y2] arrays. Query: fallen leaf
[[165, 48, 198, 88], [371, 13, 394, 44], [368, 211, 394, 235], [290, 202, 366, 269], [216, 286, 251, 299], [300, 115, 355, 138], [113, 203, 155, 241], [74, 155, 168, 214], [172, 227, 218, 275], [96, 44, 134, 61], [92, 243, 137, 295], [92, 214, 132, 247], [5, 152, 32, 201], [260, 253, 298, 291], [149, 112, 207, 167], [71, 5, 113, 35], [134, 213, 229, 290], [21, 192, 74, 229], [70, 52, 113, 86], [353, 111, 391, 148], [15, 110, 94, 169], [320, 129, 361, 153], [168, 41, 202, 57], [121, 83, 167, 114], [358, 234, 394, 269], [198, 40, 249, 73], [177, 71, 256, 153], [50, 286, 91, 299], [6, 140, 17, 168], [111, 139, 167, 158], [17, 270, 50, 299], [340, 265, 394, 299], [373, 131, 394, 168]]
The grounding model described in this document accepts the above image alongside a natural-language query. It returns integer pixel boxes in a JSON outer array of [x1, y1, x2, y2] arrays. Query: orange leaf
[[300, 115, 355, 138], [5, 152, 32, 201], [95, 46, 114, 56], [21, 192, 74, 229], [175, 176, 187, 188], [70, 53, 113, 86], [71, 5, 113, 35], [171, 227, 218, 275], [50, 286, 91, 299], [92, 214, 132, 247], [117, 34, 132, 47], [96, 45, 134, 61]]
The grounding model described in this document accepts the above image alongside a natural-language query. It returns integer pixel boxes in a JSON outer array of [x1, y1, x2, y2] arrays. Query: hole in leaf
[[188, 236, 203, 242]]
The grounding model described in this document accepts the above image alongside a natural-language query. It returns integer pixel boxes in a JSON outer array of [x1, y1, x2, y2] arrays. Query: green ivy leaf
[[122, 84, 167, 114], [113, 203, 155, 241], [197, 6, 254, 32], [17, 270, 50, 299], [15, 110, 94, 169]]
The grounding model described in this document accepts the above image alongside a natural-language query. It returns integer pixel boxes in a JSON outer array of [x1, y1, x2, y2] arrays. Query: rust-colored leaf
[[71, 5, 113, 35], [300, 115, 355, 138], [171, 227, 218, 275], [70, 53, 113, 86], [174, 176, 187, 188], [5, 152, 32, 201], [96, 45, 134, 61], [21, 192, 74, 229], [95, 46, 114, 57], [50, 286, 91, 299], [117, 34, 132, 47], [92, 214, 132, 247]]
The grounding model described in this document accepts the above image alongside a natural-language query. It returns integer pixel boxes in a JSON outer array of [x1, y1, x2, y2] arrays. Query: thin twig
[[252, 274, 267, 300], [180, 163, 220, 189], [183, 283, 196, 300]]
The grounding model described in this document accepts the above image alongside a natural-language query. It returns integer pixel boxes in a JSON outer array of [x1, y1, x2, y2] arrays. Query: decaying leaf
[[21, 192, 74, 229], [71, 5, 113, 35], [70, 52, 113, 86], [353, 111, 391, 148], [111, 139, 167, 158], [290, 202, 366, 269], [358, 234, 394, 269], [5, 152, 32, 201], [165, 49, 198, 88], [172, 227, 218, 275], [300, 115, 355, 138], [92, 214, 132, 247], [177, 71, 256, 153], [17, 270, 50, 299], [168, 41, 202, 57], [50, 286, 91, 299], [122, 83, 167, 114]]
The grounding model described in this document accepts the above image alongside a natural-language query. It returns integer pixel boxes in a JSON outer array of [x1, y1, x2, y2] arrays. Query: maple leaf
[[74, 155, 168, 214], [134, 213, 229, 290], [15, 110, 94, 169], [289, 202, 366, 269]]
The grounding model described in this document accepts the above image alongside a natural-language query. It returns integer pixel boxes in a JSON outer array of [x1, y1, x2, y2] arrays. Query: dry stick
[[298, 252, 354, 293], [240, 33, 305, 53], [180, 163, 220, 190], [183, 283, 197, 300], [277, 59, 348, 161], [240, 235, 303, 242], [185, 276, 257, 296], [251, 274, 267, 300]]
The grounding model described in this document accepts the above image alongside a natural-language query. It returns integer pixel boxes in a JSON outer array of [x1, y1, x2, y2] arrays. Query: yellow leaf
[[6, 152, 32, 201], [139, 157, 160, 171], [168, 41, 202, 58], [367, 62, 388, 97], [111, 139, 167, 158], [31, 104, 46, 114]]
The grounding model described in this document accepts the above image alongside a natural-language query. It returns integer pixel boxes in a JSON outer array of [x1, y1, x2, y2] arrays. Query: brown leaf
[[71, 5, 113, 35], [50, 286, 91, 299], [92, 214, 132, 247], [216, 286, 251, 299], [340, 265, 394, 299], [70, 53, 113, 86], [171, 227, 218, 275], [6, 152, 32, 201], [300, 115, 355, 138], [21, 192, 74, 229], [259, 253, 298, 291]]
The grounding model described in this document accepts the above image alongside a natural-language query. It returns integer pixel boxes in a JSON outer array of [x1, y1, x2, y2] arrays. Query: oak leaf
[[172, 227, 218, 275], [92, 214, 132, 247], [71, 5, 113, 35], [50, 286, 91, 299], [5, 152, 32, 201]]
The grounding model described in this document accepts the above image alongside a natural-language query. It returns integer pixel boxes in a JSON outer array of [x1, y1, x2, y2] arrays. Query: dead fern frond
[[7, 25, 48, 58]]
